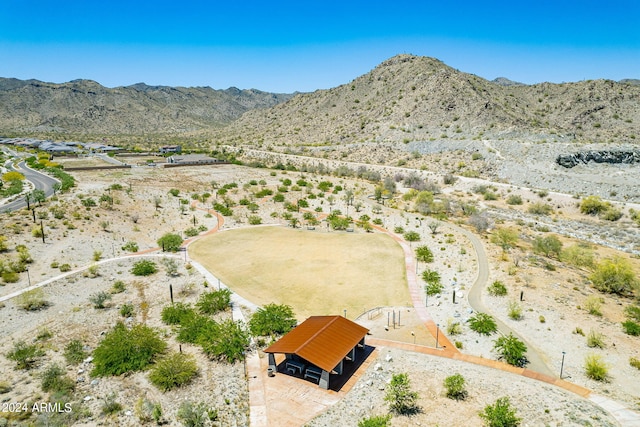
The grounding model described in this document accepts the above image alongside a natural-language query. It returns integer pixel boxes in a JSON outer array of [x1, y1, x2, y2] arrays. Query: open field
[[189, 226, 410, 320]]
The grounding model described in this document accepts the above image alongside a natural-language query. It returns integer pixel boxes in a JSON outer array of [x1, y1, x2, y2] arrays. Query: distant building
[[166, 154, 219, 165], [160, 145, 182, 154]]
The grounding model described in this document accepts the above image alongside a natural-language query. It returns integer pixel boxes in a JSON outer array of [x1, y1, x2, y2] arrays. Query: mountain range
[[1, 55, 639, 146]]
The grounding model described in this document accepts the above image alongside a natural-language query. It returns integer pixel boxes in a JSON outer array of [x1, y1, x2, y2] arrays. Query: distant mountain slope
[[0, 78, 293, 135], [214, 54, 640, 146]]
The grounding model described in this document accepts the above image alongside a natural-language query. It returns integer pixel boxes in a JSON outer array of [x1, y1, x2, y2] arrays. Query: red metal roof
[[264, 315, 369, 373]]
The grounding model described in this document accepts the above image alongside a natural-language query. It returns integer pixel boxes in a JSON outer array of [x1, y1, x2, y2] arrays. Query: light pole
[[435, 323, 440, 349], [560, 351, 566, 379], [26, 268, 31, 287], [411, 331, 415, 344]]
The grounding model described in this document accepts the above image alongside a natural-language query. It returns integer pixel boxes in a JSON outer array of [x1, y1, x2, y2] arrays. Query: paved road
[[0, 161, 59, 212]]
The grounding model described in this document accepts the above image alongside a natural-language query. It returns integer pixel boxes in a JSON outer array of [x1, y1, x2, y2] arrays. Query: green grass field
[[188, 226, 409, 320]]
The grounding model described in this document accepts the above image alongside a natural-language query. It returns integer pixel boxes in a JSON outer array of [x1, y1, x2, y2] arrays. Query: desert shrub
[[102, 392, 123, 415], [384, 373, 419, 415], [622, 321, 640, 336], [560, 244, 595, 268], [16, 288, 49, 311], [506, 194, 523, 205], [41, 363, 75, 395], [121, 241, 139, 252], [507, 301, 523, 320], [488, 280, 507, 296], [249, 303, 297, 337], [624, 305, 640, 322], [580, 195, 608, 215], [493, 333, 528, 367], [630, 357, 640, 370], [92, 322, 167, 377], [184, 227, 199, 237], [198, 319, 250, 363], [157, 233, 183, 252], [161, 302, 195, 325], [135, 398, 163, 424], [415, 245, 434, 263], [584, 295, 602, 316], [6, 341, 45, 369], [584, 354, 609, 381], [149, 352, 198, 391], [177, 313, 215, 344], [120, 303, 135, 318], [480, 396, 521, 427], [532, 235, 563, 258], [446, 318, 463, 335], [590, 256, 639, 295], [468, 313, 498, 335], [403, 231, 421, 242], [64, 339, 87, 365], [177, 401, 217, 427], [111, 280, 126, 294], [586, 330, 606, 348], [131, 259, 158, 276], [89, 291, 112, 309], [196, 288, 231, 314], [600, 206, 623, 221], [444, 373, 467, 400], [2, 270, 20, 283], [425, 280, 444, 296], [59, 263, 71, 272], [358, 414, 392, 427], [248, 215, 262, 225], [527, 202, 553, 215]]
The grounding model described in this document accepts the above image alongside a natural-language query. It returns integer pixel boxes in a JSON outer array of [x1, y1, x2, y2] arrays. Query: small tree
[[444, 373, 467, 400], [590, 256, 639, 296], [532, 235, 563, 258], [490, 227, 519, 252], [493, 333, 528, 367], [157, 233, 183, 252], [384, 373, 419, 415], [249, 303, 297, 337], [479, 397, 521, 427]]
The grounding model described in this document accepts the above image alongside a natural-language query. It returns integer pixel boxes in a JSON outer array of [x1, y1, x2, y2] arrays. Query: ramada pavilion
[[264, 315, 369, 390]]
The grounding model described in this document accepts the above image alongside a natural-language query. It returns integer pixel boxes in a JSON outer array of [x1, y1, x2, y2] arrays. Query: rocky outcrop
[[556, 150, 640, 168]]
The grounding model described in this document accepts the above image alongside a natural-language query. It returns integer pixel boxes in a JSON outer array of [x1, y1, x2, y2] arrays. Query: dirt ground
[[1, 161, 639, 426]]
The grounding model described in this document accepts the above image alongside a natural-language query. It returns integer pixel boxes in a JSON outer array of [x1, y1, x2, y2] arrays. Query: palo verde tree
[[590, 256, 640, 296], [248, 303, 297, 337], [157, 233, 183, 252]]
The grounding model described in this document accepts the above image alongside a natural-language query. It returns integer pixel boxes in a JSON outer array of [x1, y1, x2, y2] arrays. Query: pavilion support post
[[268, 353, 276, 372], [334, 360, 343, 375], [319, 370, 330, 390]]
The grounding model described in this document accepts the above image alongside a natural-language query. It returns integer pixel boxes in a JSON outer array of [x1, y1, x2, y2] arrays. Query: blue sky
[[1, 0, 639, 92]]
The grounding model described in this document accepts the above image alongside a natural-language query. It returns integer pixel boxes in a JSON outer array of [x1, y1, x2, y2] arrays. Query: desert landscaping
[[1, 141, 640, 427]]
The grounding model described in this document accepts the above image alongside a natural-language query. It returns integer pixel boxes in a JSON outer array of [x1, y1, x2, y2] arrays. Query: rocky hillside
[[0, 78, 293, 136], [214, 54, 640, 147]]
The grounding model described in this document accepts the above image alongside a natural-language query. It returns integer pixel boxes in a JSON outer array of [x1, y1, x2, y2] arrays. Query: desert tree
[[384, 373, 419, 415]]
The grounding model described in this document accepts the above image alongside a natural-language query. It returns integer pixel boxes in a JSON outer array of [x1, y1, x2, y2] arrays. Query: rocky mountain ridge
[[0, 78, 293, 136], [214, 54, 640, 147], [1, 54, 639, 148]]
